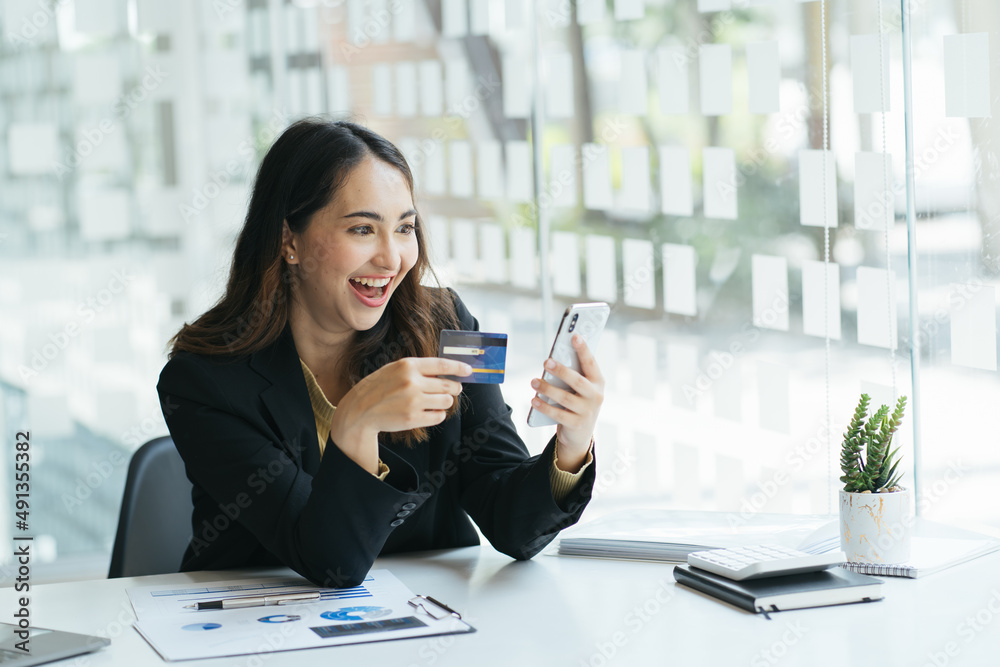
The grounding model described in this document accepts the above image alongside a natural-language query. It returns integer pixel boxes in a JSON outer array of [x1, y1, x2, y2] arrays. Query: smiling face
[[282, 156, 419, 338]]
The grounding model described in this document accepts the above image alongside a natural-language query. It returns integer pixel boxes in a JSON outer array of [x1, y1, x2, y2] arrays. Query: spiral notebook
[[798, 522, 1000, 579], [836, 536, 1000, 579]]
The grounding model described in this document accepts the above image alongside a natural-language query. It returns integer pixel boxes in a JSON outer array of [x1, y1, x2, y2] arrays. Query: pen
[[424, 596, 461, 619], [184, 591, 322, 610]]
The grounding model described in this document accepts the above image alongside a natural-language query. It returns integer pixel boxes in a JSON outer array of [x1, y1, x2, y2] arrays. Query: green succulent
[[839, 394, 907, 493]]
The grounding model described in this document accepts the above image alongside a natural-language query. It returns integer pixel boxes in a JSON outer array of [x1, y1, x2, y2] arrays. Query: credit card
[[438, 330, 508, 383]]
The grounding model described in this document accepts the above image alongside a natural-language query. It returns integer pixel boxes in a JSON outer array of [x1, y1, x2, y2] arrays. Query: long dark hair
[[169, 118, 459, 444]]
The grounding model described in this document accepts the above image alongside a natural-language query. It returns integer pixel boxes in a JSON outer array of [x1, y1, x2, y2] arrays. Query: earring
[[289, 255, 294, 260]]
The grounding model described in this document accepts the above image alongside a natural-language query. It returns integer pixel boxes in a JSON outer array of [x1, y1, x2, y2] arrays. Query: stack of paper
[[557, 510, 833, 562]]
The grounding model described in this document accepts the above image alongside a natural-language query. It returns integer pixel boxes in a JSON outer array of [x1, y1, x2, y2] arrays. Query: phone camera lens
[[569, 314, 578, 332]]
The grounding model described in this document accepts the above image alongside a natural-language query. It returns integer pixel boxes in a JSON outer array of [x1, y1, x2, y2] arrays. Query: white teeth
[[351, 277, 390, 287]]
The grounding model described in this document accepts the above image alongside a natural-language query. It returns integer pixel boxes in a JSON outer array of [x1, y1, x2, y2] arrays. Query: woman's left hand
[[530, 334, 605, 473]]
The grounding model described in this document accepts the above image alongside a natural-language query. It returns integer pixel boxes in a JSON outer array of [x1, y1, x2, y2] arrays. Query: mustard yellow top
[[299, 359, 591, 503]]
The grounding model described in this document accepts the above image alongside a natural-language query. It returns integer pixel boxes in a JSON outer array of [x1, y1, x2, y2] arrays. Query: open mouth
[[348, 275, 393, 305]]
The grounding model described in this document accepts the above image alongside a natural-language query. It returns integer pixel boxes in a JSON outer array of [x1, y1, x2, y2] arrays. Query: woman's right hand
[[328, 357, 471, 473]]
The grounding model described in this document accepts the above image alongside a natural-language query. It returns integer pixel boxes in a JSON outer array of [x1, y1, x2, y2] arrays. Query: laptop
[[0, 624, 109, 666]]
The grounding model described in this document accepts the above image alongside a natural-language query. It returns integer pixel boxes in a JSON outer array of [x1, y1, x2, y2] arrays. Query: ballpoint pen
[[184, 591, 322, 610], [408, 595, 462, 619]]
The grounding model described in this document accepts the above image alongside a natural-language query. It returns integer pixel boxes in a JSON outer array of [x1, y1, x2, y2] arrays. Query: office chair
[[108, 435, 193, 578]]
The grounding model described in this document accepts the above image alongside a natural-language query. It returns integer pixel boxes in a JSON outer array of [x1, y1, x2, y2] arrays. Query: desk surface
[[6, 545, 1000, 666]]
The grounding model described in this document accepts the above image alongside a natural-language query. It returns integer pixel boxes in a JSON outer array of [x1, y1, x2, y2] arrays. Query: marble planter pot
[[839, 488, 913, 564]]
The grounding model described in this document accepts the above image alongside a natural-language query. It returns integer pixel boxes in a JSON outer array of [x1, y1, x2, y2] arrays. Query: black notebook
[[673, 565, 884, 615]]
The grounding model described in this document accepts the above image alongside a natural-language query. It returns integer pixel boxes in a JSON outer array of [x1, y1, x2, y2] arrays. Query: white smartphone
[[527, 302, 611, 428]]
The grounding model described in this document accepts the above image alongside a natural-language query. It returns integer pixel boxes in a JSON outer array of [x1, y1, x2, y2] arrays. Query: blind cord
[[820, 0, 832, 514]]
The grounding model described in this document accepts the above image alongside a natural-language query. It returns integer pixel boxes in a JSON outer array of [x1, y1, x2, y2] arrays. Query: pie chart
[[320, 606, 393, 622], [182, 623, 222, 631], [257, 614, 301, 623]]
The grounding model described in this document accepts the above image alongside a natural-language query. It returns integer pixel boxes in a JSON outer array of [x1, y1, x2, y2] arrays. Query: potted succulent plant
[[838, 393, 912, 563]]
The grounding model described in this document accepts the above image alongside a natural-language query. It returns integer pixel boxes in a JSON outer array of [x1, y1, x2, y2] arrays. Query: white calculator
[[687, 545, 846, 581]]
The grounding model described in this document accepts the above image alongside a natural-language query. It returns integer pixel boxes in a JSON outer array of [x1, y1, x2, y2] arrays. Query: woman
[[157, 118, 603, 588]]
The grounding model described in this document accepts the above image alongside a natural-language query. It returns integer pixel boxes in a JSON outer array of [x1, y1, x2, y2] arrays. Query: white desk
[[5, 545, 1000, 666]]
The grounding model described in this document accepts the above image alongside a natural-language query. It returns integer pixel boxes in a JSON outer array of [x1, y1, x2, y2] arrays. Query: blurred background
[[1, 0, 999, 582]]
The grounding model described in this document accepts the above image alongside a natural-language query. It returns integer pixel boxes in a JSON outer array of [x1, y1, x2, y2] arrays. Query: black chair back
[[108, 436, 193, 578]]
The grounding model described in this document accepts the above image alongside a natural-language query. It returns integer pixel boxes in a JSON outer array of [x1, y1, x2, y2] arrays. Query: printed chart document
[[127, 571, 474, 661]]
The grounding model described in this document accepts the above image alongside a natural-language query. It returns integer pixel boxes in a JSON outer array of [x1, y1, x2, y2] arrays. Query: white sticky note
[[469, 1, 490, 34], [27, 394, 74, 438], [74, 53, 121, 104], [854, 152, 893, 230], [304, 69, 323, 115], [586, 235, 618, 303], [713, 352, 742, 422], [944, 33, 991, 118], [510, 227, 538, 288], [799, 149, 838, 228], [445, 59, 471, 111], [751, 254, 789, 331], [699, 0, 731, 11], [716, 455, 745, 511], [951, 283, 997, 371], [674, 444, 700, 505], [577, 0, 605, 24], [372, 64, 393, 116], [441, 0, 467, 38], [802, 260, 842, 339], [503, 54, 531, 119], [136, 0, 174, 32], [449, 141, 474, 198], [659, 146, 693, 216], [669, 343, 700, 410], [703, 147, 738, 220], [614, 0, 645, 21], [657, 47, 689, 114], [424, 144, 447, 195], [623, 239, 656, 309], [76, 0, 126, 34], [288, 69, 306, 117], [425, 215, 449, 266], [757, 360, 790, 434], [327, 66, 351, 113], [549, 144, 578, 207], [505, 0, 526, 30], [851, 34, 890, 113], [476, 140, 504, 200], [619, 50, 648, 115], [699, 44, 732, 116], [78, 188, 130, 240], [480, 223, 508, 284], [418, 61, 444, 116], [395, 62, 417, 117], [397, 137, 421, 190], [393, 0, 416, 41], [856, 266, 898, 349], [451, 219, 478, 279], [860, 381, 896, 415], [746, 41, 780, 113], [628, 333, 657, 396], [619, 146, 651, 211], [8, 123, 59, 176], [551, 232, 582, 297], [583, 143, 613, 210], [663, 243, 697, 316], [505, 141, 533, 202], [546, 52, 574, 119], [368, 0, 390, 44]]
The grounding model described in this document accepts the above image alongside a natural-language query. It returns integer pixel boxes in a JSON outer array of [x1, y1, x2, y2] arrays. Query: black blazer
[[156, 292, 595, 587]]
